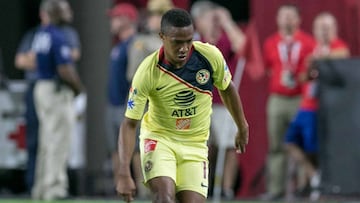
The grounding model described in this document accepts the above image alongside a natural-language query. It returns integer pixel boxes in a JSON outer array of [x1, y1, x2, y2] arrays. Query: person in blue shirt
[[14, 0, 81, 195], [27, 0, 84, 200]]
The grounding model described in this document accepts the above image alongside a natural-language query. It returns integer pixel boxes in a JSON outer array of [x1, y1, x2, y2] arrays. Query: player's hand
[[235, 124, 249, 154], [116, 175, 136, 202]]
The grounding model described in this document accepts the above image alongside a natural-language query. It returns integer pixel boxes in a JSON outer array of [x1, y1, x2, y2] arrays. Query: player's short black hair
[[160, 8, 193, 34]]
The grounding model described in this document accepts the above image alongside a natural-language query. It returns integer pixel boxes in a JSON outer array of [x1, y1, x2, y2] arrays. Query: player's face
[[160, 25, 194, 68]]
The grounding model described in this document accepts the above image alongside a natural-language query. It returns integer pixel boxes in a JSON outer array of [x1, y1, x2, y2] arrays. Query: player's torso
[[145, 50, 214, 135]]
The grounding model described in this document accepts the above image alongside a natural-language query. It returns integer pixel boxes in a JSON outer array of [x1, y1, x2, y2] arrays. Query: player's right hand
[[116, 175, 136, 202], [235, 124, 249, 154]]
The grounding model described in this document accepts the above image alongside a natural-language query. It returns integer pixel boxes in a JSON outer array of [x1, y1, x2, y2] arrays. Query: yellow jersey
[[126, 41, 232, 142]]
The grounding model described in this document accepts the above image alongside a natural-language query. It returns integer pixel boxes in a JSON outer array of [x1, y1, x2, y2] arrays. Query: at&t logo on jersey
[[172, 90, 197, 117], [174, 90, 195, 107]]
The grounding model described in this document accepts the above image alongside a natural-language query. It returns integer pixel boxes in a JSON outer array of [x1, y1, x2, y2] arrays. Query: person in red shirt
[[262, 4, 315, 200], [284, 12, 350, 201]]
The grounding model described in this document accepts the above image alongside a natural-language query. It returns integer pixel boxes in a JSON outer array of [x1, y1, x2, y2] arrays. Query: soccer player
[[116, 8, 249, 203]]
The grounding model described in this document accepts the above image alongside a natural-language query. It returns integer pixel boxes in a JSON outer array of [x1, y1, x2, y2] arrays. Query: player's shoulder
[[193, 41, 223, 60]]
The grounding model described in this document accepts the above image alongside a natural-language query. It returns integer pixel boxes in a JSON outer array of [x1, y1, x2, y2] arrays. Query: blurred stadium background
[[1, 0, 360, 202]]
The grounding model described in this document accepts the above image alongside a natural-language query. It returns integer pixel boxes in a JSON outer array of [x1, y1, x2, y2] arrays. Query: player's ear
[[159, 32, 165, 40]]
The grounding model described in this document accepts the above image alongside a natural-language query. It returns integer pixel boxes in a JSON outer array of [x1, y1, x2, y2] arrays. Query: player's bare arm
[[117, 117, 139, 202], [218, 81, 249, 153]]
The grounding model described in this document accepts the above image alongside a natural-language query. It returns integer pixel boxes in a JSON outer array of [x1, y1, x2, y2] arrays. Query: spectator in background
[[56, 0, 86, 196], [262, 4, 315, 200], [284, 12, 350, 201], [14, 0, 81, 194], [190, 0, 246, 199], [311, 12, 349, 59], [30, 0, 85, 200], [105, 2, 142, 196], [127, 0, 173, 82]]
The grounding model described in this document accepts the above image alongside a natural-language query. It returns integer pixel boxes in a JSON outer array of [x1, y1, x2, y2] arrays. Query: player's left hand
[[116, 174, 136, 202], [235, 124, 249, 154]]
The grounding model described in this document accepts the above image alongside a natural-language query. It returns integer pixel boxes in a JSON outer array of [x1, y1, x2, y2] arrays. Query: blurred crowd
[[0, 0, 351, 201]]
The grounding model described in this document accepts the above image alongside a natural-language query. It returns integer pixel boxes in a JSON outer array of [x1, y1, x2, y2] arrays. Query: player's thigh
[[176, 145, 208, 198], [140, 138, 177, 185], [177, 190, 206, 203]]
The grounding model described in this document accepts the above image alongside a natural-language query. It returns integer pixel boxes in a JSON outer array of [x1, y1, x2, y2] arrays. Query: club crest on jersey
[[144, 160, 153, 172], [196, 69, 210, 85]]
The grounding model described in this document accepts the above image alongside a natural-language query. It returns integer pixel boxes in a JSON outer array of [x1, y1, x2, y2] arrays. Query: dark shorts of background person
[[285, 109, 318, 153]]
